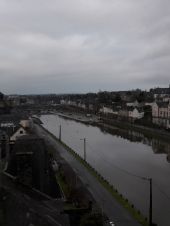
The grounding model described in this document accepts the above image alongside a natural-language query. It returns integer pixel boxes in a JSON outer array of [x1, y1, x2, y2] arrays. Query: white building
[[60, 99, 66, 105], [10, 126, 28, 141], [128, 108, 144, 119], [99, 106, 118, 115], [126, 100, 140, 107]]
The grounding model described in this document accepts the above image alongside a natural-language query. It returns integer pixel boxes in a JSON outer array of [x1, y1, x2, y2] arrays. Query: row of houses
[[61, 97, 170, 129], [60, 99, 96, 112], [99, 105, 144, 119], [61, 99, 146, 120], [99, 100, 170, 127], [59, 86, 170, 127]]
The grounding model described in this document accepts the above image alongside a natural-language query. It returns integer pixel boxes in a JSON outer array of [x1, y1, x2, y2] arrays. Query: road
[[34, 123, 142, 226]]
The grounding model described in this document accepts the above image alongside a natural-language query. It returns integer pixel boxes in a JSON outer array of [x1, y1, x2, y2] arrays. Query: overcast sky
[[0, 0, 170, 94]]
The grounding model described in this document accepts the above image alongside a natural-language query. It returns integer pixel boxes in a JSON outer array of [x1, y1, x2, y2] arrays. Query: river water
[[41, 114, 170, 226]]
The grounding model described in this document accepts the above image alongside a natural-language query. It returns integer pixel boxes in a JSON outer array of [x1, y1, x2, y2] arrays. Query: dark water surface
[[41, 114, 170, 226]]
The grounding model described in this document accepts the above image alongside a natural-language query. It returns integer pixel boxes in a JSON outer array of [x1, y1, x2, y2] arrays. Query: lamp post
[[59, 125, 61, 141], [143, 177, 152, 226], [149, 178, 152, 226], [141, 176, 153, 225], [80, 138, 86, 161]]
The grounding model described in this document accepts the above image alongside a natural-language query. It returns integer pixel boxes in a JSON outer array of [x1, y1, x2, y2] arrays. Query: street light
[[80, 138, 86, 161], [143, 177, 153, 226], [149, 178, 152, 226], [59, 125, 61, 141]]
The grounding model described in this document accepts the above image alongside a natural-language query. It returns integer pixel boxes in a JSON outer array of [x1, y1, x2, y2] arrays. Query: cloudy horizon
[[0, 0, 170, 94]]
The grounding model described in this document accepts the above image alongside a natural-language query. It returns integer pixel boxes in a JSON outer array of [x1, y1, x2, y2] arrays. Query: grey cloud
[[0, 0, 170, 94]]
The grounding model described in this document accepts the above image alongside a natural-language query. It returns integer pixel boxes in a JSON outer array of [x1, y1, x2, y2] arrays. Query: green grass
[[56, 172, 71, 198]]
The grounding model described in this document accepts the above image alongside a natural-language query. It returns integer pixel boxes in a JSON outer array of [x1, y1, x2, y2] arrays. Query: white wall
[[10, 127, 27, 141]]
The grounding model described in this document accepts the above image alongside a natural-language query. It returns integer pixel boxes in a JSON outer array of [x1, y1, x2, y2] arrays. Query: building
[[152, 102, 170, 129], [99, 105, 119, 116], [0, 92, 11, 114], [163, 96, 170, 102], [118, 107, 144, 119], [144, 101, 154, 107], [10, 126, 28, 141], [152, 102, 170, 118], [151, 86, 170, 99], [118, 108, 129, 118], [126, 100, 140, 107], [6, 135, 62, 197], [128, 107, 144, 119]]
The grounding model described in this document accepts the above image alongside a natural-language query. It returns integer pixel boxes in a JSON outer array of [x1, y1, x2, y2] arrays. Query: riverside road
[[34, 123, 141, 226]]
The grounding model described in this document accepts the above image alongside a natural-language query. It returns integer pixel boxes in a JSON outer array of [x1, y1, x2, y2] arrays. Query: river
[[40, 114, 170, 226]]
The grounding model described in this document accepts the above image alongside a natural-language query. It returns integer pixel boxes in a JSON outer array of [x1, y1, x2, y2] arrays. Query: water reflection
[[99, 125, 170, 163], [167, 154, 170, 163], [59, 114, 170, 162]]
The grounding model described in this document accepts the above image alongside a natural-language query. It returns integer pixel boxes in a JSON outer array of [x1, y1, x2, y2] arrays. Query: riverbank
[[34, 121, 148, 226], [53, 110, 170, 143]]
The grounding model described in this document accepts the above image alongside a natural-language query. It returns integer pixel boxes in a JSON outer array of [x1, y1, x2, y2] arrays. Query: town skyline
[[2, 83, 170, 95]]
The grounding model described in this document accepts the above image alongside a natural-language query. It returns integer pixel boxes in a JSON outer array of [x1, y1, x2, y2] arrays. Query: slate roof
[[157, 102, 169, 108], [152, 88, 170, 94], [122, 106, 144, 113]]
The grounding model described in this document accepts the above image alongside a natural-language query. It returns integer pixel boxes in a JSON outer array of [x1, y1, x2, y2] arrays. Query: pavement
[[34, 123, 142, 226]]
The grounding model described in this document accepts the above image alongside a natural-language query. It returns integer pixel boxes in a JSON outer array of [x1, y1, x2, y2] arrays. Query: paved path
[[35, 124, 142, 226]]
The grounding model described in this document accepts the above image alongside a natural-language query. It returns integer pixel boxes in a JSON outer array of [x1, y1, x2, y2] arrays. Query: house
[[128, 107, 144, 119], [20, 119, 32, 128], [118, 108, 129, 118], [152, 117, 170, 129], [163, 96, 170, 102], [152, 102, 170, 129], [152, 102, 170, 118], [88, 104, 94, 111], [144, 101, 154, 107], [99, 106, 118, 116], [152, 102, 159, 118], [126, 100, 140, 107], [6, 135, 63, 198], [78, 103, 86, 109], [100, 106, 114, 114], [118, 107, 144, 119], [60, 99, 66, 105], [151, 86, 170, 99], [10, 126, 28, 141], [9, 119, 33, 141], [68, 100, 77, 106]]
